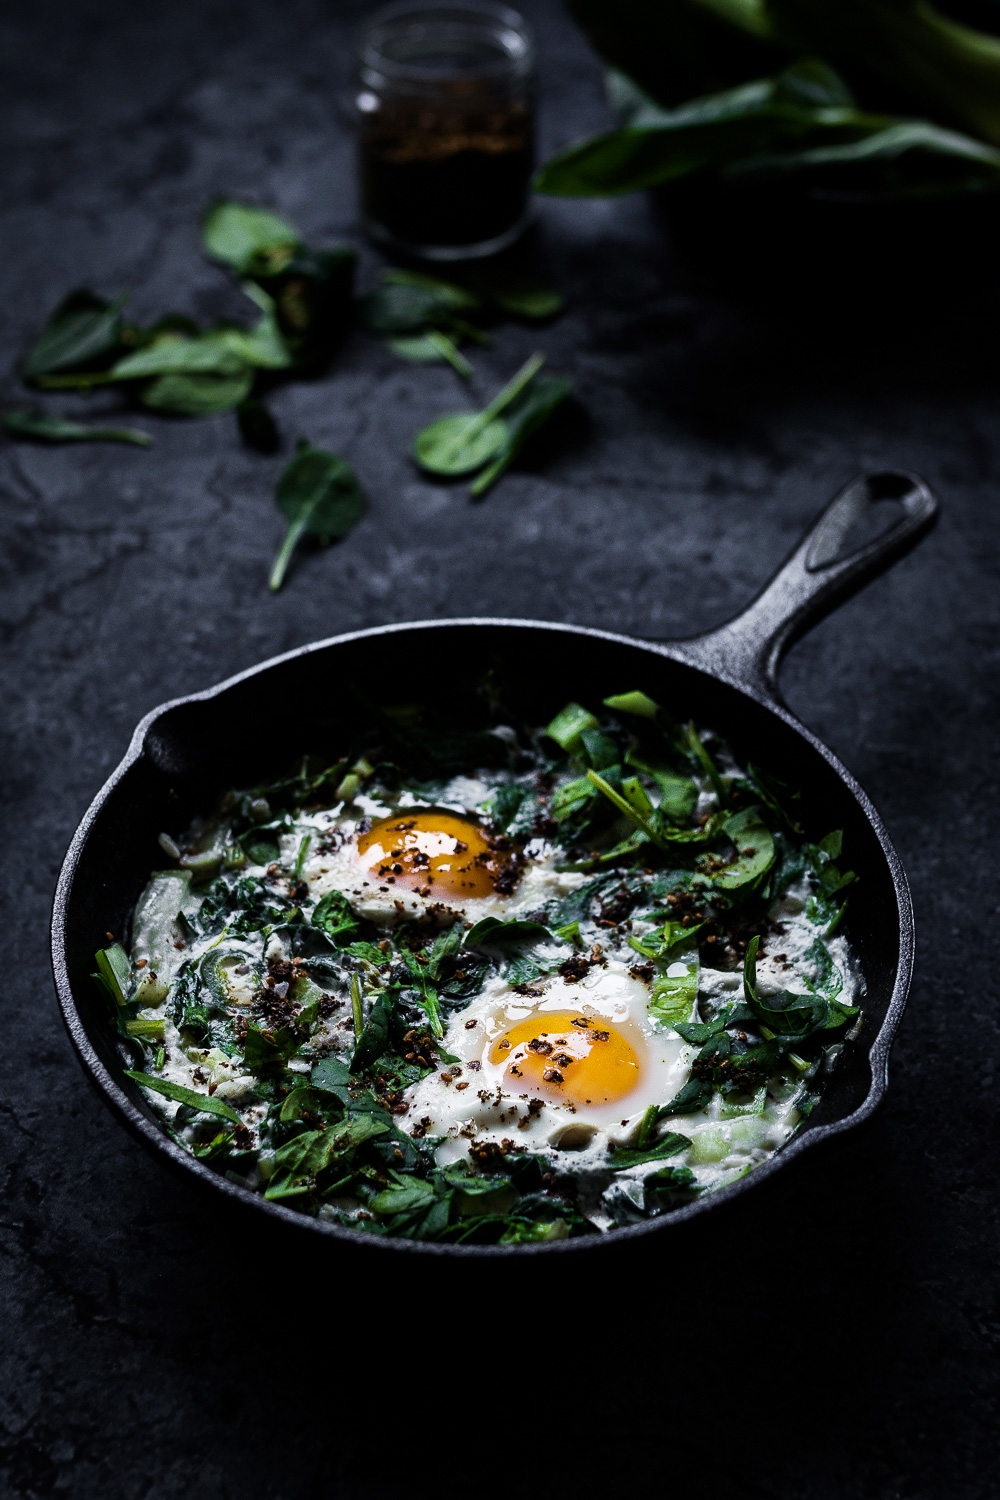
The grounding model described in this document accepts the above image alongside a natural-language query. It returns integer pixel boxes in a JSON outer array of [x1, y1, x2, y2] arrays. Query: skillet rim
[[50, 615, 913, 1257]]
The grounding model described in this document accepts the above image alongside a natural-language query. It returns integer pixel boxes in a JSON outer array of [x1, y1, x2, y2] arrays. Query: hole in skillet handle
[[805, 471, 928, 572]]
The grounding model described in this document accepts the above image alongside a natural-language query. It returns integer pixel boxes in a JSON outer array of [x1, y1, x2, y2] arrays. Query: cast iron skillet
[[51, 470, 938, 1256]]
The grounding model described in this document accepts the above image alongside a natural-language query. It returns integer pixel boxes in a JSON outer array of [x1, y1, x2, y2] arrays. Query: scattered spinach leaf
[[140, 369, 255, 415], [2, 410, 152, 446], [414, 352, 544, 477], [269, 440, 366, 591], [468, 373, 574, 497], [202, 200, 300, 277], [23, 290, 128, 380]]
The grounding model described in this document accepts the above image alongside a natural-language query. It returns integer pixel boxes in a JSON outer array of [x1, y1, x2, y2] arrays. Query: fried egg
[[290, 782, 584, 923], [403, 952, 693, 1161]]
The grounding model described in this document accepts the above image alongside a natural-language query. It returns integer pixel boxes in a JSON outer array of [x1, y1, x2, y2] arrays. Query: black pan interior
[[59, 621, 903, 1225]]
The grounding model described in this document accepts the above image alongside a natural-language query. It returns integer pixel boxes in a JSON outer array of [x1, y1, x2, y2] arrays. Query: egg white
[[402, 951, 693, 1162]]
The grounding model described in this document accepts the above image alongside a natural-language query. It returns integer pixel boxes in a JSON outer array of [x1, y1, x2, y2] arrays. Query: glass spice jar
[[356, 2, 536, 260]]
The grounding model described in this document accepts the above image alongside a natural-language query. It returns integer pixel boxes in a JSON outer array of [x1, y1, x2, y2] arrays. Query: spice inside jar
[[357, 2, 535, 260]]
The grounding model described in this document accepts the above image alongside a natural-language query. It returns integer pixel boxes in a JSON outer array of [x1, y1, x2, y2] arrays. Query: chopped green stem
[[350, 972, 364, 1037], [294, 833, 312, 879], [422, 991, 444, 1039], [585, 768, 669, 851], [477, 351, 545, 427], [686, 721, 725, 800], [468, 449, 509, 497], [269, 512, 309, 592], [37, 372, 119, 388], [126, 1018, 165, 1039], [637, 1104, 660, 1148], [825, 899, 848, 937], [426, 329, 473, 378]]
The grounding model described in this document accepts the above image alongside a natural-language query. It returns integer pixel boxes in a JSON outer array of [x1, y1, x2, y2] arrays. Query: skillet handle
[[668, 471, 938, 702]]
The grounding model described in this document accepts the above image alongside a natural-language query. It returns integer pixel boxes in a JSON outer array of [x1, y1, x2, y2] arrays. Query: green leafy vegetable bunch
[[535, 0, 1000, 200]]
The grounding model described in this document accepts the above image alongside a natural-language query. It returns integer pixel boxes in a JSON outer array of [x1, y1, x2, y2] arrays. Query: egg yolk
[[357, 811, 501, 899], [489, 1012, 641, 1106]]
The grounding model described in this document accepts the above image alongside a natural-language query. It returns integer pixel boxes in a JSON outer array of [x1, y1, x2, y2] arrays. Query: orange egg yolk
[[357, 811, 501, 899], [489, 1012, 641, 1106]]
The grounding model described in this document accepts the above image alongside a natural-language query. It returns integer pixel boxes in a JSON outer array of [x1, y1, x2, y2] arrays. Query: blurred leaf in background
[[537, 0, 1000, 197]]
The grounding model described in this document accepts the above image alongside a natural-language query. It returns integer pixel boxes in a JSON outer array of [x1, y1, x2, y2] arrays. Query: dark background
[[2, 1, 998, 1496]]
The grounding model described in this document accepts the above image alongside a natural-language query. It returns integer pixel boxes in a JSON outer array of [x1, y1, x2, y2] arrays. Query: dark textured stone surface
[[2, 1, 998, 1496]]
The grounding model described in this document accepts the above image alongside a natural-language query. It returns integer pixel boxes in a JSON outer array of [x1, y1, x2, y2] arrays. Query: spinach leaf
[[3, 410, 152, 446], [312, 888, 360, 946], [578, 727, 619, 770], [712, 805, 774, 888], [498, 1218, 572, 1244], [110, 324, 280, 381], [464, 916, 556, 985], [657, 1077, 714, 1116], [742, 933, 857, 1039], [365, 270, 488, 374], [264, 1114, 387, 1200], [551, 775, 597, 823], [140, 369, 255, 415], [648, 943, 699, 1028], [23, 290, 128, 379], [427, 922, 463, 981], [545, 870, 627, 926], [368, 1174, 455, 1239], [414, 413, 508, 476], [542, 7, 1000, 200], [124, 1070, 243, 1126], [388, 331, 473, 378], [469, 267, 563, 320], [351, 992, 393, 1073], [609, 1130, 691, 1170], [202, 200, 300, 277], [269, 440, 366, 591], [468, 373, 573, 497], [242, 1020, 302, 1072], [645, 1164, 702, 1210], [802, 934, 843, 1003], [482, 781, 534, 837], [768, 0, 1000, 152], [309, 1055, 376, 1118], [364, 268, 482, 333], [414, 352, 545, 477]]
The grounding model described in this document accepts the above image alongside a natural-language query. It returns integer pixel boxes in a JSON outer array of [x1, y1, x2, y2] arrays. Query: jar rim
[[357, 1, 534, 84]]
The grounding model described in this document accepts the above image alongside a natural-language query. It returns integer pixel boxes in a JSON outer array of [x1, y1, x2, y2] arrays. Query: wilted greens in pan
[[100, 687, 863, 1244]]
